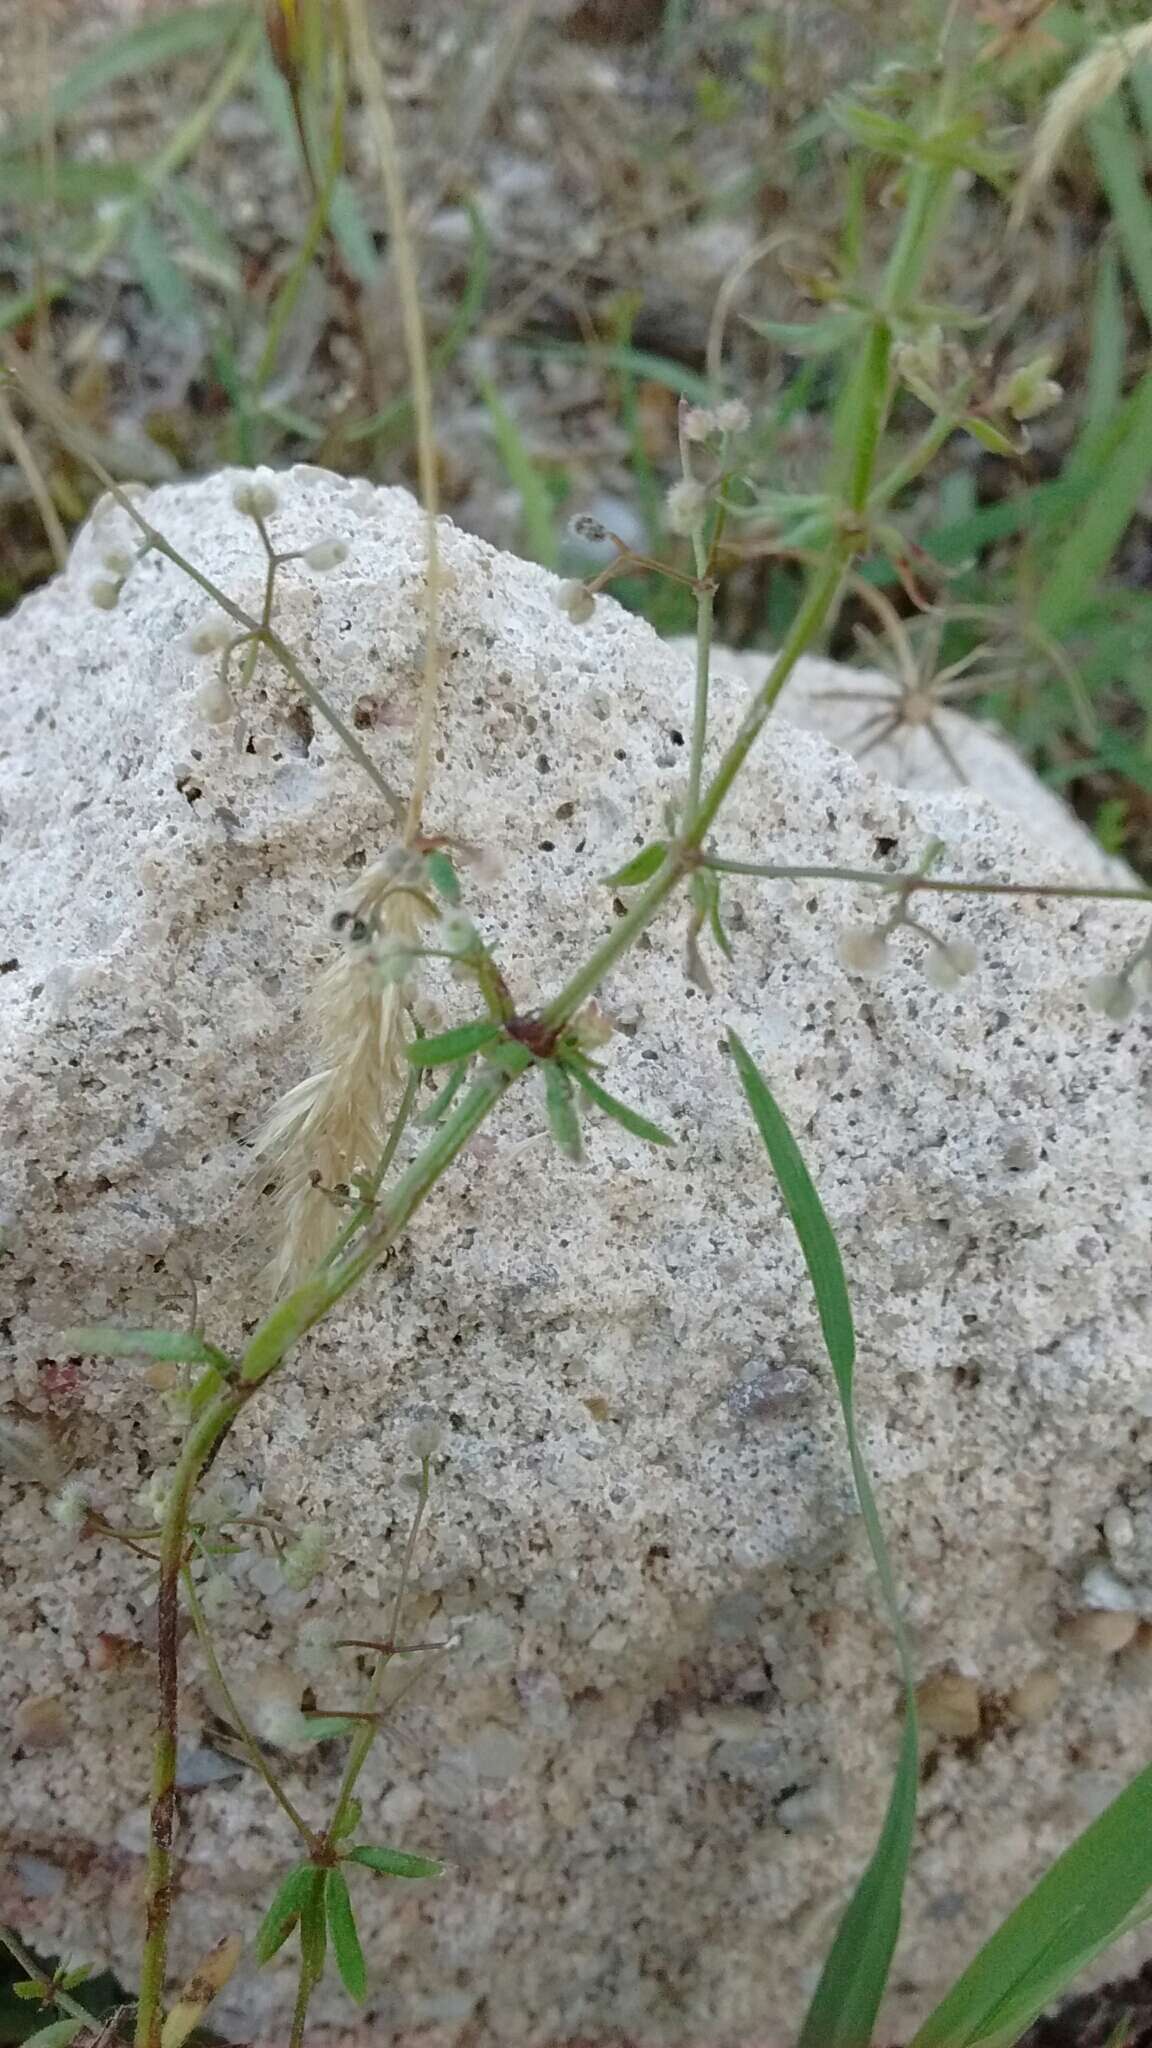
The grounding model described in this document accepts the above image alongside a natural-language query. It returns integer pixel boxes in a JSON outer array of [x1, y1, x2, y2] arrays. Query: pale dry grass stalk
[[256, 882, 420, 1293], [261, 2, 448, 1284], [1013, 18, 1152, 223], [342, 0, 441, 841], [0, 381, 66, 568]]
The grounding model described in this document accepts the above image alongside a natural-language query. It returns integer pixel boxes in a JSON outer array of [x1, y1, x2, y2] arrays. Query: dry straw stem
[[0, 380, 67, 568], [342, 0, 441, 842], [1013, 19, 1152, 222]]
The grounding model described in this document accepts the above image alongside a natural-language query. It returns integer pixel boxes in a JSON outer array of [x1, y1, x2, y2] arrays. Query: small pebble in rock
[[916, 1669, 981, 1739], [1006, 1669, 1061, 1725], [1061, 1609, 1139, 1654], [13, 1694, 71, 1750]]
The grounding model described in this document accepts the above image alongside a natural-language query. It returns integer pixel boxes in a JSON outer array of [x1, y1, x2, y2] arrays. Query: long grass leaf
[[726, 1030, 918, 2048], [911, 1757, 1152, 2048], [1036, 365, 1152, 637], [1088, 90, 1152, 334], [3, 5, 245, 138]]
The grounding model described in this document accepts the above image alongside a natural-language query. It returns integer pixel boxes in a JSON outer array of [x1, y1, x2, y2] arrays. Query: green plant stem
[[182, 1566, 315, 1845], [871, 406, 964, 509], [0, 1926, 99, 2027], [135, 1395, 250, 2048], [703, 856, 1152, 906], [684, 526, 715, 816]]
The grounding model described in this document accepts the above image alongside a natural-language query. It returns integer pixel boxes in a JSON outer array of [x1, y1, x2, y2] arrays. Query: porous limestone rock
[[2, 467, 1151, 2044]]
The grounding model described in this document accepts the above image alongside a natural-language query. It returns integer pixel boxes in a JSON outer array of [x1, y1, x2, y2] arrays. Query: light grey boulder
[[1, 467, 1150, 2044]]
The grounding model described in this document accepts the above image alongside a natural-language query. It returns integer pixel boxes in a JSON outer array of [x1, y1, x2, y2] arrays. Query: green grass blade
[[1084, 238, 1125, 443], [325, 1868, 367, 2002], [911, 1757, 1152, 2048], [1036, 365, 1152, 637], [22, 2025, 87, 2048], [1088, 90, 1152, 335], [512, 337, 718, 406], [0, 4, 245, 139], [475, 373, 559, 567], [726, 1030, 919, 2048]]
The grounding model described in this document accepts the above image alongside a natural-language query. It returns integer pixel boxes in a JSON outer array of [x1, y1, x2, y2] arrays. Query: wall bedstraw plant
[[8, 11, 1152, 2048]]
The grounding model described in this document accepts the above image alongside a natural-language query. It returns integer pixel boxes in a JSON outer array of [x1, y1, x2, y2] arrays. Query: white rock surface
[[2, 468, 1152, 2044]]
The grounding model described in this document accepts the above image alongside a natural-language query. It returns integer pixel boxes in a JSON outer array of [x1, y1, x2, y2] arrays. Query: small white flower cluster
[[680, 399, 751, 443], [408, 1415, 443, 1461], [301, 537, 349, 573], [1086, 955, 1152, 1022], [279, 1524, 329, 1591], [837, 923, 979, 991]]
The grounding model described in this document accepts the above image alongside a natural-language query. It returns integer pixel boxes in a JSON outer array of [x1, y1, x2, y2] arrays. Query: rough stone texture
[[2, 467, 1152, 2045]]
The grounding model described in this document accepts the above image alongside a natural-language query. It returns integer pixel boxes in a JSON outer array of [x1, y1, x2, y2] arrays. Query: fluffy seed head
[[1086, 970, 1138, 1021], [433, 912, 479, 959], [303, 537, 349, 572], [231, 472, 279, 520], [101, 543, 137, 577], [553, 579, 596, 625], [186, 613, 234, 656], [680, 404, 717, 443], [837, 925, 891, 978], [714, 399, 750, 435], [408, 1416, 443, 1461], [280, 1526, 329, 1591], [88, 577, 122, 611], [664, 477, 709, 537], [194, 677, 236, 725], [49, 1481, 90, 1532], [568, 513, 610, 545], [924, 938, 979, 991]]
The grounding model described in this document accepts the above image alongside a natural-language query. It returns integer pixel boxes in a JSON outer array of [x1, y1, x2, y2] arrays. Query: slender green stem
[[0, 1926, 100, 2027], [871, 407, 964, 509], [704, 855, 1152, 906], [289, 1953, 318, 2048], [182, 1567, 315, 1846], [134, 1393, 245, 2048]]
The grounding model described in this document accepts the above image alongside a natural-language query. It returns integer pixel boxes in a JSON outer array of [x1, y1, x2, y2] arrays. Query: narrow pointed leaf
[[727, 1030, 918, 2048], [406, 1020, 500, 1068], [568, 1065, 673, 1147], [601, 842, 668, 887], [483, 1038, 534, 1076], [911, 1756, 1152, 2048], [299, 1869, 328, 1982], [60, 1326, 232, 1368], [254, 1863, 313, 1964], [325, 1868, 368, 2002], [21, 2024, 87, 2048], [417, 1062, 470, 1126], [346, 1843, 444, 1880], [423, 849, 462, 905], [543, 1061, 582, 1161]]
